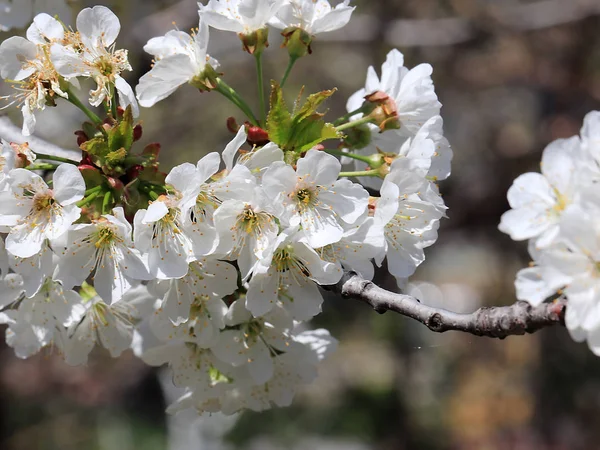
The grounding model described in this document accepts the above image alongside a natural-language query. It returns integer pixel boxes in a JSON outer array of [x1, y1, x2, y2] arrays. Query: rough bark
[[332, 272, 566, 339]]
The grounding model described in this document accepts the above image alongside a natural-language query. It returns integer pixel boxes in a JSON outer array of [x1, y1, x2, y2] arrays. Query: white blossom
[[199, 0, 285, 34], [60, 285, 155, 365], [347, 49, 440, 138], [499, 136, 579, 248], [262, 149, 369, 248], [0, 13, 68, 135], [133, 195, 196, 279], [269, 0, 355, 35], [0, 140, 16, 191], [0, 164, 84, 258], [375, 157, 444, 281], [50, 6, 138, 116], [149, 257, 236, 331], [55, 207, 151, 304], [316, 217, 383, 281], [136, 19, 219, 107], [8, 240, 54, 297], [213, 192, 280, 279], [246, 228, 342, 320], [211, 300, 294, 384]]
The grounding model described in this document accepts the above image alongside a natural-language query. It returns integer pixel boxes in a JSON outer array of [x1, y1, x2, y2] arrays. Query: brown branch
[[0, 116, 81, 160], [332, 272, 566, 339]]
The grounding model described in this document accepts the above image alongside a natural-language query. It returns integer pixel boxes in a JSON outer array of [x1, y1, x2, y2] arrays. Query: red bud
[[133, 124, 143, 142], [227, 117, 239, 133], [75, 130, 88, 146], [246, 125, 269, 146]]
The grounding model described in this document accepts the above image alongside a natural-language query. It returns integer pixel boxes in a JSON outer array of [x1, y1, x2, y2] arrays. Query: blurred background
[[3, 0, 600, 449]]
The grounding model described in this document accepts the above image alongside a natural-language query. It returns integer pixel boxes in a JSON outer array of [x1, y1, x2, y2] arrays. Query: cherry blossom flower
[[347, 49, 440, 138], [211, 300, 294, 384], [149, 257, 236, 329], [262, 149, 369, 248], [136, 19, 219, 107], [269, 0, 355, 35], [50, 6, 139, 116], [213, 193, 280, 279], [133, 195, 197, 279], [60, 285, 156, 365], [245, 228, 342, 320], [0, 163, 84, 258], [375, 157, 444, 281], [0, 140, 15, 191], [199, 0, 285, 34], [55, 207, 151, 304], [499, 136, 579, 248], [0, 13, 68, 135]]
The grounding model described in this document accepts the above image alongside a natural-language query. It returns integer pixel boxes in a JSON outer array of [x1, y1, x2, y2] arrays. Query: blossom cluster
[[500, 111, 600, 354], [0, 1, 451, 415]]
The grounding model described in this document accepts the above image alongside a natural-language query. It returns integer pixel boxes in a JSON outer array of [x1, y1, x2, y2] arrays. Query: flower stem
[[255, 53, 266, 125], [33, 152, 79, 164], [338, 169, 381, 178], [66, 88, 103, 125], [102, 190, 113, 214], [281, 55, 298, 88], [85, 185, 104, 196], [108, 82, 118, 118], [335, 116, 374, 132], [215, 78, 259, 126], [324, 148, 374, 165], [334, 105, 369, 126], [76, 190, 102, 207], [26, 162, 58, 171]]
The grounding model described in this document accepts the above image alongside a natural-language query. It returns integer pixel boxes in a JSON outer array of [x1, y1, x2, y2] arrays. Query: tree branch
[[0, 116, 81, 160], [332, 272, 566, 339]]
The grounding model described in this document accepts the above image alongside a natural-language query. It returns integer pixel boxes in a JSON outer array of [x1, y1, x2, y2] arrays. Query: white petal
[[296, 149, 340, 185], [142, 201, 169, 224], [0, 36, 37, 80], [53, 164, 85, 205], [76, 5, 120, 48], [50, 44, 91, 78], [135, 54, 196, 108], [26, 13, 64, 44], [540, 136, 578, 194], [222, 126, 248, 173], [310, 3, 354, 33], [115, 75, 139, 118], [196, 152, 222, 184]]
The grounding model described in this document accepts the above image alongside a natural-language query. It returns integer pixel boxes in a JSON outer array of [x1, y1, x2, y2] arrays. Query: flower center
[[272, 245, 310, 277], [32, 190, 55, 211], [94, 224, 120, 248], [97, 55, 115, 76], [191, 190, 220, 223]]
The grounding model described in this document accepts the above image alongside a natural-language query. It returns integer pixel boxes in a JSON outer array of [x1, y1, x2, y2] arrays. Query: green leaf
[[294, 88, 336, 123], [266, 81, 292, 148], [290, 118, 340, 154], [81, 136, 109, 158], [107, 105, 134, 154], [266, 83, 340, 154]]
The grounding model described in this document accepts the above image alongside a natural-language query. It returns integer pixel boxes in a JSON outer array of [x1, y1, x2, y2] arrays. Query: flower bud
[[227, 117, 240, 133], [364, 91, 400, 132], [246, 124, 269, 146], [133, 124, 143, 142], [75, 130, 89, 147], [239, 27, 269, 56], [281, 27, 313, 59], [189, 64, 221, 92], [341, 124, 372, 150], [10, 142, 35, 168]]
